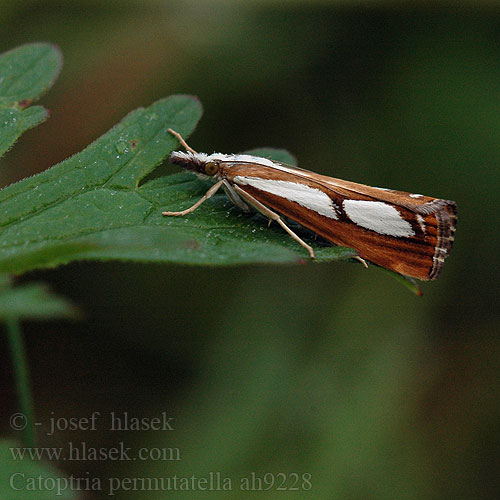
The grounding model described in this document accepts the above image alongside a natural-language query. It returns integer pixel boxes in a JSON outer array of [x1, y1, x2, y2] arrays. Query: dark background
[[1, 2, 499, 499]]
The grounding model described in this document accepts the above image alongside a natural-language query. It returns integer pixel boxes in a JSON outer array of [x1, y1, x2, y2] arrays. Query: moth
[[163, 129, 457, 281]]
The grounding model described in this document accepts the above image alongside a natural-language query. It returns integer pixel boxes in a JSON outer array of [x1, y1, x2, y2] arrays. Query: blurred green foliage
[[0, 440, 76, 499], [1, 2, 498, 500]]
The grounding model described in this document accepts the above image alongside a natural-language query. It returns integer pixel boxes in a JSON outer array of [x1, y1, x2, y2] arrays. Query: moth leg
[[354, 256, 368, 268], [222, 180, 251, 212], [162, 180, 224, 216], [168, 128, 198, 154], [233, 185, 315, 259]]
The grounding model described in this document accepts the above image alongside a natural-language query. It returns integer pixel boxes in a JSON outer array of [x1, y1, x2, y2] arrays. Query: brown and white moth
[[163, 129, 457, 281]]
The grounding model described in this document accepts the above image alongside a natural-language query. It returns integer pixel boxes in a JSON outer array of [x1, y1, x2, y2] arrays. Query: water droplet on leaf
[[114, 139, 128, 154]]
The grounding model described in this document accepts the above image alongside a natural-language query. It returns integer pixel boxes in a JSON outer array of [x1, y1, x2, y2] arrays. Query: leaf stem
[[6, 317, 36, 447]]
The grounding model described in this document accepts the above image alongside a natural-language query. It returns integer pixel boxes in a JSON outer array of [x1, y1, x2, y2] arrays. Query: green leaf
[[0, 278, 78, 320], [0, 440, 77, 499], [0, 43, 62, 158], [380, 268, 423, 297], [0, 94, 356, 274], [0, 43, 62, 104]]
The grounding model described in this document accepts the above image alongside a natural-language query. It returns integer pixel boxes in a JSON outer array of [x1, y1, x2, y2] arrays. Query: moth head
[[169, 151, 220, 178]]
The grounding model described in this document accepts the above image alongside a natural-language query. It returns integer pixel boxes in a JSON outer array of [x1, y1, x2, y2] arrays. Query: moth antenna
[[168, 128, 198, 154]]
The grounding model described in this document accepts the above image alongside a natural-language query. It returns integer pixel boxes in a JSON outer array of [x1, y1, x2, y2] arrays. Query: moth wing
[[224, 161, 456, 280], [269, 161, 455, 214], [262, 161, 457, 271]]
